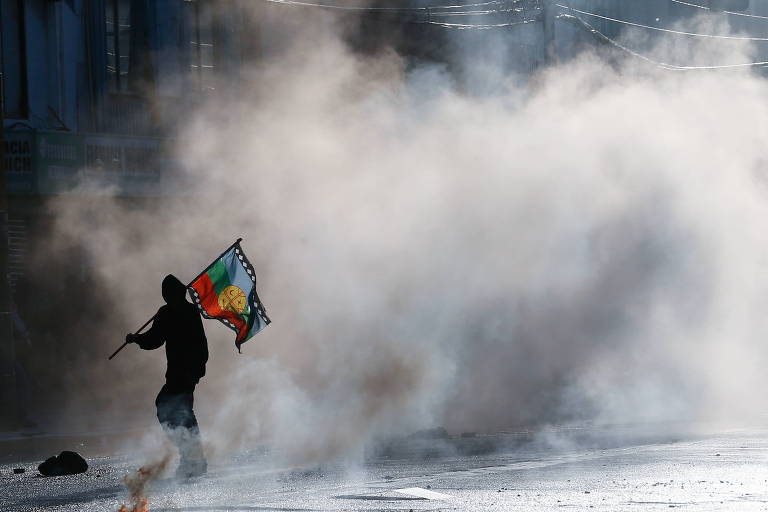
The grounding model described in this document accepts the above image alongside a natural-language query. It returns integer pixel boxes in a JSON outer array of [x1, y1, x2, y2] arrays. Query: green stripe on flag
[[207, 259, 230, 295]]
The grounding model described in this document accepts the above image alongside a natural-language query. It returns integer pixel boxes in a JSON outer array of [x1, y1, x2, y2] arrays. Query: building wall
[[6, 1, 764, 140], [2, 0, 248, 136]]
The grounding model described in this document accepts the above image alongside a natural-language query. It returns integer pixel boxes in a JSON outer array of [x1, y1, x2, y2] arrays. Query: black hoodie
[[135, 274, 209, 389]]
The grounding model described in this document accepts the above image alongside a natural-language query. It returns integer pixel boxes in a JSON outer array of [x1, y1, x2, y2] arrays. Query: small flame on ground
[[117, 497, 149, 512], [116, 453, 172, 512]]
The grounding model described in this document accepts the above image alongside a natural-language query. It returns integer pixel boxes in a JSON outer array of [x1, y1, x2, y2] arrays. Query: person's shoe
[[176, 459, 207, 480]]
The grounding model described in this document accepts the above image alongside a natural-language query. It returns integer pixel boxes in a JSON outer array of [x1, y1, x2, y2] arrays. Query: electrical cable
[[669, 0, 768, 21], [556, 3, 768, 41], [423, 7, 525, 16], [420, 0, 523, 9], [558, 13, 768, 70], [429, 0, 516, 8], [260, 0, 520, 13], [426, 17, 538, 28], [259, 0, 540, 28]]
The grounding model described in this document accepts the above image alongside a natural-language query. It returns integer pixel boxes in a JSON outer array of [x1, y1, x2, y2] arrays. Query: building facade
[[0, 0, 254, 427], [4, 0, 762, 198]]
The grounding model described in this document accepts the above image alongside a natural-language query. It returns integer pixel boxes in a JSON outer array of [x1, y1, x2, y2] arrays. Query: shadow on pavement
[[154, 507, 319, 511], [10, 484, 123, 509], [335, 494, 424, 500]]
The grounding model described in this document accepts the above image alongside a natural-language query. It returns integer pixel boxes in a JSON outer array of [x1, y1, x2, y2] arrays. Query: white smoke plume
[[34, 5, 768, 464]]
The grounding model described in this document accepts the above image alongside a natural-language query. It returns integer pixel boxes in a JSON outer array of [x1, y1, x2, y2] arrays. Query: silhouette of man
[[126, 274, 209, 478]]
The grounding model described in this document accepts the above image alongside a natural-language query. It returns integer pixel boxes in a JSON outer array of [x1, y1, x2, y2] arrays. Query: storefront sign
[[4, 131, 35, 194], [4, 130, 173, 196]]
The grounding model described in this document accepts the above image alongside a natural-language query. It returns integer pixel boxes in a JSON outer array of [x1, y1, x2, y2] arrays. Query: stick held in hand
[[108, 314, 156, 360]]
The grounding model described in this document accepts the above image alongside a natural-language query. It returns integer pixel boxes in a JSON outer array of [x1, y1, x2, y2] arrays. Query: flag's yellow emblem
[[218, 285, 247, 314]]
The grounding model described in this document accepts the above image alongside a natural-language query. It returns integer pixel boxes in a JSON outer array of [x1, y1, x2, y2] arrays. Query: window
[[185, 0, 216, 92], [0, 0, 28, 118], [105, 0, 132, 92]]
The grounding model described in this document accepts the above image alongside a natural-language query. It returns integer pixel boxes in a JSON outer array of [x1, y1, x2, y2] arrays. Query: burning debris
[[38, 451, 88, 477], [117, 454, 172, 512], [118, 495, 149, 512]]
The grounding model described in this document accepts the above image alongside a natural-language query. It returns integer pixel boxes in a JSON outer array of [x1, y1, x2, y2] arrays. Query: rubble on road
[[38, 451, 88, 477]]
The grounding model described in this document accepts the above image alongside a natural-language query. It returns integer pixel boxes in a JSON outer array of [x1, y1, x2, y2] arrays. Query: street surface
[[3, 426, 768, 511]]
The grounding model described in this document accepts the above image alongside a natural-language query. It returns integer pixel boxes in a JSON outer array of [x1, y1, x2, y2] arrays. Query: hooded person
[[126, 274, 209, 478]]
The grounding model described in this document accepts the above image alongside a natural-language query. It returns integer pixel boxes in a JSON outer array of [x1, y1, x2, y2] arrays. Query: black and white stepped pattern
[[188, 243, 271, 340]]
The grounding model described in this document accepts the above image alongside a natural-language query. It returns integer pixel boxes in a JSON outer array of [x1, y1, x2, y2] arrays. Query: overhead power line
[[424, 7, 525, 17], [556, 3, 768, 41], [669, 0, 768, 21], [260, 0, 541, 29], [260, 0, 521, 13], [428, 17, 538, 28], [558, 13, 768, 70]]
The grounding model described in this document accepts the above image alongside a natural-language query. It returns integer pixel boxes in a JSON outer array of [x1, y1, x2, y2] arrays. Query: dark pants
[[155, 383, 206, 476]]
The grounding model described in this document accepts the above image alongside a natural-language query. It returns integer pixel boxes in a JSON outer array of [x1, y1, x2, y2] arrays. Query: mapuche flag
[[188, 240, 270, 351]]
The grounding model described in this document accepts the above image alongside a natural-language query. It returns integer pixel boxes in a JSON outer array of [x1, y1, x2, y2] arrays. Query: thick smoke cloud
[[36, 6, 768, 464]]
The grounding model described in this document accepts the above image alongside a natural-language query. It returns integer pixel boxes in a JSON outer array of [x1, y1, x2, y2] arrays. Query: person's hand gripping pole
[[108, 315, 156, 360]]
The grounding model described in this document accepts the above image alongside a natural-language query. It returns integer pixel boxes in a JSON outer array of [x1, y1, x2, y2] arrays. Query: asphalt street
[[2, 427, 768, 511]]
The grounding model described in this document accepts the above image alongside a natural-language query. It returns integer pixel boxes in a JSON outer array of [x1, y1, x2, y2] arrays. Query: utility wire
[[559, 13, 768, 70], [260, 0, 521, 13], [427, 17, 538, 28], [429, 0, 520, 8], [260, 0, 540, 28], [669, 0, 768, 21], [556, 3, 768, 41], [424, 7, 525, 16]]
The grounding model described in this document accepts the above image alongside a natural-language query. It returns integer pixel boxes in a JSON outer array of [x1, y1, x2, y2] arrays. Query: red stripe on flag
[[191, 273, 248, 337], [191, 273, 222, 314]]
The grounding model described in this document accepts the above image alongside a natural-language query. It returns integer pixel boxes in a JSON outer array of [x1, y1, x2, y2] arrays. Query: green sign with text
[[5, 130, 172, 196]]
